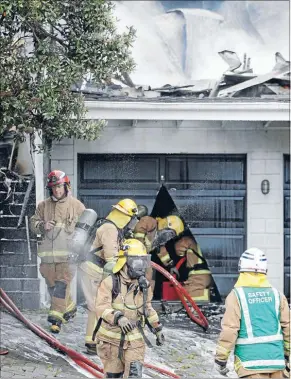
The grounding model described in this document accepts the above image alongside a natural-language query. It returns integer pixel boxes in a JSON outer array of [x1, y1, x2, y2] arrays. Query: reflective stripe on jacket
[[234, 287, 285, 371], [96, 271, 160, 348], [30, 196, 85, 263]]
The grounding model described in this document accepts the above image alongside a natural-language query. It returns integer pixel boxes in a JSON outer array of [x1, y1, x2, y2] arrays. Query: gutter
[[85, 100, 290, 121]]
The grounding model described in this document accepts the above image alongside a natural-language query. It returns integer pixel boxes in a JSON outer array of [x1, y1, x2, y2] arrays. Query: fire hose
[[0, 288, 180, 379], [151, 261, 209, 330]]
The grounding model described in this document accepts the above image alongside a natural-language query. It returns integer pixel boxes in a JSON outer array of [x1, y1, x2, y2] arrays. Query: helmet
[[47, 170, 70, 189], [137, 204, 148, 219], [157, 215, 184, 236], [112, 238, 150, 277], [112, 199, 138, 217], [238, 247, 268, 274]]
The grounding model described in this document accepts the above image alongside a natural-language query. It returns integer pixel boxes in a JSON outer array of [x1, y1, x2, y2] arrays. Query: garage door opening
[[78, 154, 246, 300]]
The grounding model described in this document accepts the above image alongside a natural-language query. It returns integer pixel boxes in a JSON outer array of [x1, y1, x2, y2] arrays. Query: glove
[[215, 359, 229, 376], [156, 330, 165, 346], [118, 316, 135, 334], [169, 266, 180, 279], [44, 220, 56, 231], [283, 356, 290, 378]]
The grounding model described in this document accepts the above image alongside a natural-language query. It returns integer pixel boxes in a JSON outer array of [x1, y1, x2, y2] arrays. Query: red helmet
[[47, 170, 70, 189]]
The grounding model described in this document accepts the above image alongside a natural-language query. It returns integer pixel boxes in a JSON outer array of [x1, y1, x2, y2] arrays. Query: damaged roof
[[72, 51, 290, 102]]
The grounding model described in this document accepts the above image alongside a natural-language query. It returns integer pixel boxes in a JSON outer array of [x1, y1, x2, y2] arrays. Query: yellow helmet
[[112, 238, 148, 274], [157, 215, 184, 236], [112, 199, 138, 217]]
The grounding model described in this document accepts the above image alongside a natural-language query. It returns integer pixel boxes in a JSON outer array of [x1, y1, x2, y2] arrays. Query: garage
[[284, 154, 290, 300], [78, 153, 246, 298]]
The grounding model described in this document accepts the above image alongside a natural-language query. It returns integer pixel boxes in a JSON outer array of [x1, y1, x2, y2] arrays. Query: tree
[[0, 0, 135, 146]]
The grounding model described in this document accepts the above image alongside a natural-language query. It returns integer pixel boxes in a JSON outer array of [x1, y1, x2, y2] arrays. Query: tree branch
[[32, 21, 68, 49]]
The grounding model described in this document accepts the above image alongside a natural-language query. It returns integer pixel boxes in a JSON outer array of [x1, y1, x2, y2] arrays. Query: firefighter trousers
[[183, 273, 212, 301], [97, 340, 145, 378], [39, 262, 76, 322], [78, 261, 103, 346]]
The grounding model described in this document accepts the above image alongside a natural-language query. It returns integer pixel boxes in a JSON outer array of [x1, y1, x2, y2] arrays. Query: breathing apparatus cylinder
[[68, 209, 98, 259]]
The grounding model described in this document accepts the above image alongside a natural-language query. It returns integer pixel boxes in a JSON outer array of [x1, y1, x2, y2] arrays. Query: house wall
[[50, 120, 289, 294]]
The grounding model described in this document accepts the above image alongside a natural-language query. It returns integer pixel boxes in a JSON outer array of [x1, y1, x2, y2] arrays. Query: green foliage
[[0, 0, 135, 145]]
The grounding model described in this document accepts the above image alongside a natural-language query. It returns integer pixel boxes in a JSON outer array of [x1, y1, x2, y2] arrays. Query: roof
[[79, 50, 289, 121], [75, 51, 290, 106]]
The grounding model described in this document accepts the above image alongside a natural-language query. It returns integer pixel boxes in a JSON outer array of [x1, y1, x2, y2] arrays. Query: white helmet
[[238, 247, 268, 274]]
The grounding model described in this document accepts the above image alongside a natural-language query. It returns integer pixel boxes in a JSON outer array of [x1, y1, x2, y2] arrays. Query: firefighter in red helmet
[[30, 170, 85, 333]]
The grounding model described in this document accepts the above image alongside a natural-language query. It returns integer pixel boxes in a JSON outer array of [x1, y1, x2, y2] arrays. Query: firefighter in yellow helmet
[[78, 199, 140, 354], [30, 170, 85, 333], [95, 239, 165, 378], [156, 215, 185, 276], [156, 216, 211, 301]]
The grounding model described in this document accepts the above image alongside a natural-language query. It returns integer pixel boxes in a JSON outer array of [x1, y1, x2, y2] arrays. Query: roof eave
[[85, 100, 290, 121]]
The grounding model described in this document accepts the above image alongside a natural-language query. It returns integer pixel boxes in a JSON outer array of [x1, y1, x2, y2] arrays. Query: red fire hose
[[151, 261, 209, 330], [0, 288, 180, 379]]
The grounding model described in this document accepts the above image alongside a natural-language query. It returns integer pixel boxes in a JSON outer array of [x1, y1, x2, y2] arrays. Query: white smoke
[[113, 1, 289, 85], [113, 1, 185, 86]]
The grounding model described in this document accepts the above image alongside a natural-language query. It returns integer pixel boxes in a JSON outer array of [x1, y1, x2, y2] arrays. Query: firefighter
[[78, 199, 139, 355], [215, 248, 290, 378], [95, 238, 165, 378], [156, 216, 212, 301], [134, 214, 182, 289], [156, 215, 185, 277], [174, 237, 212, 302], [30, 170, 85, 333]]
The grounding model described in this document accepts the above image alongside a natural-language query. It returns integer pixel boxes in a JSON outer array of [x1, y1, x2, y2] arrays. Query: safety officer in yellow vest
[[30, 170, 85, 333], [95, 238, 165, 378], [215, 248, 290, 378], [78, 199, 139, 355]]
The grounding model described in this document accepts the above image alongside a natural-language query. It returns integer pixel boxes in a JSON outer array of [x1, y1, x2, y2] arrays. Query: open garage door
[[284, 155, 290, 300], [78, 154, 246, 297]]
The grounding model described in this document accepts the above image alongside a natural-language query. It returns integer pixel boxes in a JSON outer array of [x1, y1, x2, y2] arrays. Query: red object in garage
[[162, 257, 186, 301]]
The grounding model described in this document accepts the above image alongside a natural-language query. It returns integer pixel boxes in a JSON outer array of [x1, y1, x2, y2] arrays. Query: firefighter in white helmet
[[215, 247, 290, 378], [78, 199, 139, 354], [95, 239, 164, 378]]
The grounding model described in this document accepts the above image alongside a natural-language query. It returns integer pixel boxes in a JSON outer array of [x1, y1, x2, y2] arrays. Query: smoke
[[113, 1, 185, 86], [113, 1, 289, 84]]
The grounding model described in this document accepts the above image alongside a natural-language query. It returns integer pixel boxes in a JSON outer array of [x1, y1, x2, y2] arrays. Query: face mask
[[126, 255, 151, 279]]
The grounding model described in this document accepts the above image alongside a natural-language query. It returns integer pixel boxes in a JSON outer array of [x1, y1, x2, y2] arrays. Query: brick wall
[[247, 152, 284, 291]]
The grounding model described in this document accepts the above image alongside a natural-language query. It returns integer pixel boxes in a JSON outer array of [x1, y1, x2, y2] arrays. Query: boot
[[50, 320, 62, 333], [85, 343, 97, 355], [63, 305, 77, 322], [48, 316, 62, 334]]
